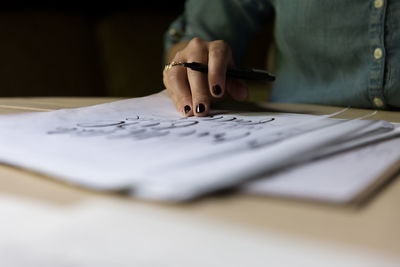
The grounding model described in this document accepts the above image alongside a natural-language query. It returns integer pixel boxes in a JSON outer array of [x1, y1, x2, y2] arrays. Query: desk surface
[[1, 97, 399, 261]]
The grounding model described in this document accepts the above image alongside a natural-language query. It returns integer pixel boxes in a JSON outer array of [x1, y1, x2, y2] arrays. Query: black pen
[[165, 62, 275, 81]]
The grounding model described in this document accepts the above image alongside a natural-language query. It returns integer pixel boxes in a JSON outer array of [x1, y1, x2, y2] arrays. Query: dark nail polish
[[212, 85, 222, 96], [196, 103, 205, 113], [184, 105, 191, 114]]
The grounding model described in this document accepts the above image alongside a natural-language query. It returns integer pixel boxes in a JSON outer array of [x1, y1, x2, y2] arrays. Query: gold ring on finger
[[164, 61, 184, 71]]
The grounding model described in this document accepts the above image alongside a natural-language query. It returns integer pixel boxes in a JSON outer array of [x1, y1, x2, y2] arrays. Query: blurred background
[[0, 1, 272, 99]]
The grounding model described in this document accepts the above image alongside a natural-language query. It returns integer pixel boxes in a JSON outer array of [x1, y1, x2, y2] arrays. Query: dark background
[[0, 1, 271, 98]]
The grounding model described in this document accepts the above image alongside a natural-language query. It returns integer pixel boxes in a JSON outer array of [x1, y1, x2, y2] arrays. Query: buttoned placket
[[368, 0, 388, 108]]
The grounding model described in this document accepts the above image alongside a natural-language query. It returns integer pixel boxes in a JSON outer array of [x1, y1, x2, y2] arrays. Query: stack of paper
[[0, 91, 399, 203]]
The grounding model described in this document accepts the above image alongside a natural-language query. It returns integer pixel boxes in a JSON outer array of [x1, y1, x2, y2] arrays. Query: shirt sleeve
[[163, 0, 273, 65]]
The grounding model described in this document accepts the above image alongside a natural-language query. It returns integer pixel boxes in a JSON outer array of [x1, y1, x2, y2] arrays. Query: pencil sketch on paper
[[46, 115, 276, 145], [0, 91, 399, 203]]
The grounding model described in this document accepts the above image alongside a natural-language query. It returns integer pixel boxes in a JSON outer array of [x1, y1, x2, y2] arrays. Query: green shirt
[[164, 0, 400, 109]]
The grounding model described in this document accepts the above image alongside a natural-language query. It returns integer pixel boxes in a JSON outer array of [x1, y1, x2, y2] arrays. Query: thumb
[[226, 78, 248, 101]]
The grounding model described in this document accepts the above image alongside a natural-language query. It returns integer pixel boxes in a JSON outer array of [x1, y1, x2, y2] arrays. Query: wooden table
[[1, 97, 399, 262]]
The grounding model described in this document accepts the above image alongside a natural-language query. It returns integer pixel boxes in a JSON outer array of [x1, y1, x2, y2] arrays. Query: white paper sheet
[[2, 196, 399, 267], [0, 91, 398, 202], [243, 134, 400, 203]]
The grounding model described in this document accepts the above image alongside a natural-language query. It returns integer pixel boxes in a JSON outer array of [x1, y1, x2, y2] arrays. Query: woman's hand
[[163, 37, 248, 117]]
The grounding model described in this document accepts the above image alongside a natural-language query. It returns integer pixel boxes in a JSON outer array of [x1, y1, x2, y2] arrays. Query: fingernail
[[196, 103, 205, 113], [212, 85, 222, 96], [184, 105, 191, 114]]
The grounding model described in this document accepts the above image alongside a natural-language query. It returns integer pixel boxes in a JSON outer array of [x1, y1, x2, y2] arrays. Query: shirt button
[[374, 0, 384, 8], [168, 28, 184, 41], [168, 28, 176, 36], [373, 97, 384, 108], [374, 48, 383, 59]]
